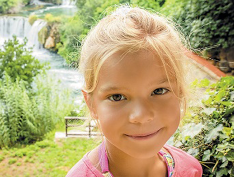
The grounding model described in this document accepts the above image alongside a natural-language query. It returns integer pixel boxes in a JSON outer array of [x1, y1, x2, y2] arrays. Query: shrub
[[0, 36, 48, 87], [0, 0, 18, 14], [45, 13, 62, 24], [0, 74, 78, 148], [0, 155, 4, 162], [8, 158, 17, 165], [173, 77, 234, 176], [174, 0, 234, 51], [28, 15, 38, 25]]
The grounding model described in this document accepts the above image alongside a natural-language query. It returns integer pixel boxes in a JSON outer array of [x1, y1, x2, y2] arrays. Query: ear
[[82, 90, 98, 119]]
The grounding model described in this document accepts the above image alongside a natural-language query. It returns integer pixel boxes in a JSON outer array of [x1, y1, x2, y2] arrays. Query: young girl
[[67, 6, 202, 177]]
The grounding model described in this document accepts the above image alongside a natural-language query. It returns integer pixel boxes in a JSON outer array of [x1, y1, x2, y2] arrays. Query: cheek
[[95, 102, 127, 133], [157, 97, 181, 124]]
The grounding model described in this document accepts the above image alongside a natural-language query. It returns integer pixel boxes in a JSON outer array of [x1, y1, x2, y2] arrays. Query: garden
[[0, 0, 233, 176]]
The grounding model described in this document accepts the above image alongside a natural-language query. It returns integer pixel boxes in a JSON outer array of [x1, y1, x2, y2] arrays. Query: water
[[0, 1, 83, 99], [0, 16, 30, 39], [18, 0, 77, 17]]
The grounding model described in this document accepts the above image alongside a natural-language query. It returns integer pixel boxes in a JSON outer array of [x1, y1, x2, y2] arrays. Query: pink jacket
[[66, 145, 202, 177]]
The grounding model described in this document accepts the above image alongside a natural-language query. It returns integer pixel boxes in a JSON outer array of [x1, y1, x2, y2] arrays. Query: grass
[[0, 128, 100, 177]]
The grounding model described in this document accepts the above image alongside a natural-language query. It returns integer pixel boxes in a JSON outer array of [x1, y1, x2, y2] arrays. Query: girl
[[67, 6, 202, 177]]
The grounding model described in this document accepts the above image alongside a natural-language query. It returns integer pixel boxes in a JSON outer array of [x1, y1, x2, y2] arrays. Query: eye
[[108, 94, 126, 101], [151, 88, 169, 95]]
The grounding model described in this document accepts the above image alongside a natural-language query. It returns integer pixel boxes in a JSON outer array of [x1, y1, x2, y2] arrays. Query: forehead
[[96, 50, 175, 91]]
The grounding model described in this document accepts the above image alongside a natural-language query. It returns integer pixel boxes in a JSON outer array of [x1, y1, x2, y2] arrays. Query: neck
[[105, 140, 167, 177]]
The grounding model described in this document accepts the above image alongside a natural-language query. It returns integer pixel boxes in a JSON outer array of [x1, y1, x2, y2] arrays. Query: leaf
[[215, 90, 226, 102], [226, 149, 234, 161], [220, 101, 232, 106], [187, 148, 199, 157], [202, 108, 216, 115], [205, 124, 223, 143], [230, 91, 234, 101], [202, 149, 211, 161], [198, 78, 210, 88], [223, 127, 232, 136], [220, 160, 228, 168], [223, 107, 234, 118], [216, 168, 228, 177], [182, 123, 204, 138]]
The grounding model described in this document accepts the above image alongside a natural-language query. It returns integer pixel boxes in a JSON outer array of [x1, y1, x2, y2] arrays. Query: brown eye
[[109, 94, 126, 101], [152, 88, 169, 95]]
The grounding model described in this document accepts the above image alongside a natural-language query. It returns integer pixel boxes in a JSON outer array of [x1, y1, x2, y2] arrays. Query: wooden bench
[[65, 116, 96, 137], [65, 117, 91, 137]]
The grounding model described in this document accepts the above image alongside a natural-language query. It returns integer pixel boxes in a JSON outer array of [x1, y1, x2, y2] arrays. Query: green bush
[[0, 155, 4, 162], [45, 13, 62, 24], [28, 14, 38, 26], [0, 36, 48, 87], [8, 158, 17, 165], [0, 74, 78, 148], [174, 0, 234, 51], [0, 0, 18, 14], [0, 0, 31, 14], [173, 77, 234, 176]]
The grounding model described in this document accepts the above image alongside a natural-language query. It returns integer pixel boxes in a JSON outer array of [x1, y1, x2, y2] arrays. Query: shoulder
[[66, 152, 103, 177], [164, 145, 203, 177]]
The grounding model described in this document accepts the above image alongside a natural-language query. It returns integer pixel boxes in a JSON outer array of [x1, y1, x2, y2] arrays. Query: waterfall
[[30, 0, 52, 5], [62, 0, 76, 6], [28, 19, 47, 50], [0, 16, 31, 39], [0, 16, 46, 50]]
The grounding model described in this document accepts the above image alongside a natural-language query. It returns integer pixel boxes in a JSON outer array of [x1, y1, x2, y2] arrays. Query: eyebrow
[[99, 86, 127, 93], [99, 78, 171, 93]]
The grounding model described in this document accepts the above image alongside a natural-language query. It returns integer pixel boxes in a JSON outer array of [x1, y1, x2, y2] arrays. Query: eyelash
[[108, 88, 169, 102], [151, 88, 169, 96]]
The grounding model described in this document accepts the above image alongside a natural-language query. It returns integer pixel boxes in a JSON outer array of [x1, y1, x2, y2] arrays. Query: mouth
[[125, 129, 161, 140]]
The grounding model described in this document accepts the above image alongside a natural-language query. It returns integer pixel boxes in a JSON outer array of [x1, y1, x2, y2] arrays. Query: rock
[[38, 26, 48, 45], [45, 36, 55, 49]]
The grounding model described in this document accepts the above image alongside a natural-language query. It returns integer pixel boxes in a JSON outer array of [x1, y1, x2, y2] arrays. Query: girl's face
[[86, 50, 181, 159]]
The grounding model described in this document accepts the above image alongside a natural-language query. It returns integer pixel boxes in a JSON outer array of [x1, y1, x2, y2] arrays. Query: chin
[[125, 145, 163, 159]]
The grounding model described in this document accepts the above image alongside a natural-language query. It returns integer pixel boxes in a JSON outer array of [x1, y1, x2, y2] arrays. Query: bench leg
[[65, 119, 67, 137], [89, 122, 91, 138]]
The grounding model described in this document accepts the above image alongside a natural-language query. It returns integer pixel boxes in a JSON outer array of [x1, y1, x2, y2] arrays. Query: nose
[[129, 99, 154, 124]]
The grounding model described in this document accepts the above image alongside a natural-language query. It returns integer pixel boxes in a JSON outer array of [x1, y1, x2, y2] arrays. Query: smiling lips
[[125, 129, 161, 140]]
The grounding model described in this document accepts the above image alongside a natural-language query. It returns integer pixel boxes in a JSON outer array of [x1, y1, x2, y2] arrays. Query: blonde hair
[[79, 6, 189, 112]]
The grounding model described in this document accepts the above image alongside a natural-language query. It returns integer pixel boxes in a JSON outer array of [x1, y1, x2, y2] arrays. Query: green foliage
[[8, 158, 17, 165], [44, 13, 62, 25], [0, 0, 31, 14], [0, 74, 78, 148], [174, 0, 234, 51], [174, 76, 234, 176], [57, 15, 84, 67], [0, 155, 4, 162], [0, 0, 19, 14], [131, 0, 160, 11], [0, 36, 48, 87], [159, 0, 187, 17], [28, 14, 38, 25]]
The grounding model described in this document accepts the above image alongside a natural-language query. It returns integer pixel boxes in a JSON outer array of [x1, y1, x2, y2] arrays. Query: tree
[[0, 36, 48, 87]]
